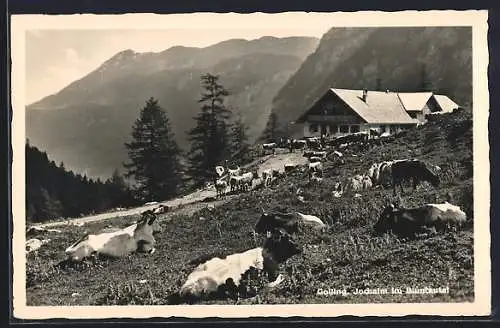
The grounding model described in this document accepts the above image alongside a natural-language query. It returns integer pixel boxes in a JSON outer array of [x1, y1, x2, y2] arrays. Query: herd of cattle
[[26, 132, 469, 303]]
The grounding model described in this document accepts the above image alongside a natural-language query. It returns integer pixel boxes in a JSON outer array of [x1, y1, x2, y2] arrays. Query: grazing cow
[[175, 228, 301, 301], [284, 163, 299, 174], [308, 156, 322, 163], [262, 169, 278, 187], [375, 202, 467, 236], [312, 151, 327, 159], [215, 179, 228, 199], [308, 161, 323, 175], [362, 175, 373, 189], [215, 166, 225, 178], [306, 137, 322, 150], [239, 171, 259, 191], [339, 174, 365, 194], [367, 161, 393, 186], [255, 210, 326, 235], [309, 171, 323, 183], [262, 143, 277, 155], [65, 207, 165, 262], [303, 150, 316, 158], [26, 238, 51, 254], [391, 160, 440, 195]]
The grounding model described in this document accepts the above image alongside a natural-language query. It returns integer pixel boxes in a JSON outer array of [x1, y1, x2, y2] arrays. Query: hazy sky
[[25, 27, 330, 104]]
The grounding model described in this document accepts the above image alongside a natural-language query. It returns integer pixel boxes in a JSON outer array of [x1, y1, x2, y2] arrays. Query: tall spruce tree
[[124, 97, 182, 202], [229, 115, 250, 165], [262, 112, 281, 143], [187, 73, 232, 186]]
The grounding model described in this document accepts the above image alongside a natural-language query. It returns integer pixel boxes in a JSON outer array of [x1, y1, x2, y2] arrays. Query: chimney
[[362, 89, 368, 102]]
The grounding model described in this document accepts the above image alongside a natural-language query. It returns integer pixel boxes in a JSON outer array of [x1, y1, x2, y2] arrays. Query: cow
[[375, 202, 467, 237], [308, 161, 323, 171], [26, 226, 61, 238], [215, 179, 228, 199], [309, 171, 323, 183], [225, 161, 241, 177], [337, 174, 368, 194], [215, 166, 225, 178], [172, 228, 301, 302], [229, 175, 243, 192], [391, 160, 440, 195], [239, 171, 259, 191], [254, 210, 326, 235], [312, 151, 327, 159], [26, 238, 51, 254], [262, 143, 277, 155], [305, 137, 322, 150], [331, 132, 369, 147], [284, 163, 299, 175], [308, 156, 322, 163], [289, 139, 307, 153], [362, 175, 373, 189], [262, 169, 278, 188], [303, 150, 315, 158], [64, 206, 165, 262]]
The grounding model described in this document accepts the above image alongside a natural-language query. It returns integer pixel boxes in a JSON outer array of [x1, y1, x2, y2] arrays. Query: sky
[[25, 26, 331, 105]]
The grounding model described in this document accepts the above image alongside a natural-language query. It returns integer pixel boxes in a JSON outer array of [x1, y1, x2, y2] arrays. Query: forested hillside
[[26, 141, 137, 223]]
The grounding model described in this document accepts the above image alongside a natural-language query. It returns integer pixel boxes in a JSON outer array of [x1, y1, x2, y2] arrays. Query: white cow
[[177, 229, 301, 301]]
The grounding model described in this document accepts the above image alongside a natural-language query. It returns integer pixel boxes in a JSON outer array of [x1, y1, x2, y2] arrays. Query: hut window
[[340, 125, 349, 133], [309, 124, 319, 133], [351, 125, 360, 133]]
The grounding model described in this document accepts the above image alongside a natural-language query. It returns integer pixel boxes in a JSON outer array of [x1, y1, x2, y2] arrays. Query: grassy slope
[[26, 110, 474, 305]]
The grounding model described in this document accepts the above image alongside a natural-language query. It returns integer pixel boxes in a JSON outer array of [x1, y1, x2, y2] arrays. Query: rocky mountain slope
[[270, 27, 472, 134]]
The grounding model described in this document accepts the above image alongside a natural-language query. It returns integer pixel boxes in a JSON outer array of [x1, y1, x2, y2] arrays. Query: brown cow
[[375, 202, 467, 236], [391, 159, 440, 195]]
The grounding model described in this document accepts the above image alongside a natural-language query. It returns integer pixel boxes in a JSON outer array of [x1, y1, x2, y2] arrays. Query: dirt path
[[36, 150, 308, 228]]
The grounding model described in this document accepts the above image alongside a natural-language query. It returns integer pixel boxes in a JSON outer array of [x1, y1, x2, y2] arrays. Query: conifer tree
[[229, 115, 250, 165], [262, 112, 281, 143], [186, 73, 232, 186], [124, 97, 182, 202]]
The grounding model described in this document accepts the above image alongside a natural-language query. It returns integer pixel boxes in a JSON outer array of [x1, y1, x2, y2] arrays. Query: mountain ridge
[[26, 36, 321, 179]]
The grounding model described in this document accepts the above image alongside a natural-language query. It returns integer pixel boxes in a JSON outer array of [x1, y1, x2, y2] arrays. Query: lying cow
[[26, 238, 51, 254], [174, 228, 301, 302], [261, 169, 278, 188], [312, 151, 327, 159], [65, 206, 165, 262], [255, 210, 326, 235], [375, 202, 467, 236], [391, 159, 440, 195], [239, 170, 259, 191]]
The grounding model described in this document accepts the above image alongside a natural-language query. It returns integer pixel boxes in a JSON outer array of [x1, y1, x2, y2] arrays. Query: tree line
[[26, 140, 137, 223], [27, 73, 283, 222]]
